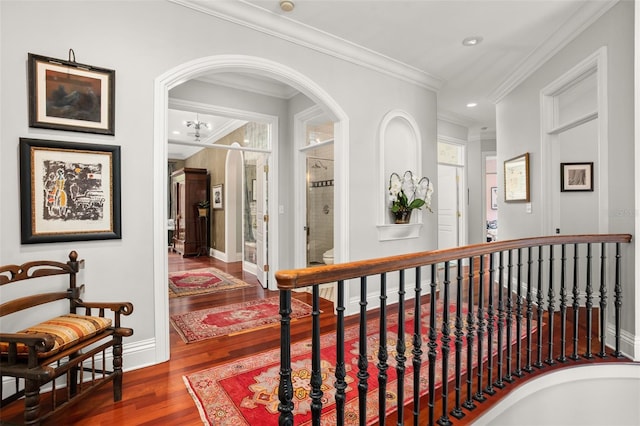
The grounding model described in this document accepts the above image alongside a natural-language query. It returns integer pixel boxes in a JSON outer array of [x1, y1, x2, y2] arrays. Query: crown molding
[[490, 0, 618, 104], [170, 0, 444, 92], [437, 111, 476, 129]]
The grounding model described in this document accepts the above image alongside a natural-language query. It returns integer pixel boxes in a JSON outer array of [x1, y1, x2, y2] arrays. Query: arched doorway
[[153, 55, 349, 362]]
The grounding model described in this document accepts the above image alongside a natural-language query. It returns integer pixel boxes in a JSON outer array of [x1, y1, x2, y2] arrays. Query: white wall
[[475, 364, 640, 426], [497, 1, 635, 343], [0, 0, 438, 369]]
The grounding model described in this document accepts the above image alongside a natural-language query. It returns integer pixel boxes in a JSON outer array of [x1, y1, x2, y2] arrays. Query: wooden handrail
[[277, 233, 635, 424], [275, 234, 632, 290]]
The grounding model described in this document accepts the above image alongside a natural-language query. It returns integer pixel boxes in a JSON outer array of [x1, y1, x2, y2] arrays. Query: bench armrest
[[73, 301, 134, 328], [0, 332, 55, 367]]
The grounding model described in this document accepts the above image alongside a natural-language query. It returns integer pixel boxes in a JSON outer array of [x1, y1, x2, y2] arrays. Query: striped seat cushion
[[0, 314, 112, 358]]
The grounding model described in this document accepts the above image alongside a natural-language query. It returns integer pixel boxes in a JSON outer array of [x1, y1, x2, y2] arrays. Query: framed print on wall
[[491, 187, 498, 210], [504, 153, 530, 202], [561, 162, 594, 192], [19, 138, 121, 244], [212, 184, 223, 209], [28, 53, 115, 135]]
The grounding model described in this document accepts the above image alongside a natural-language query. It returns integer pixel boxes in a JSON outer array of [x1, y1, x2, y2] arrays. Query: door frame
[[540, 47, 609, 235], [437, 137, 467, 249], [224, 144, 245, 264], [293, 105, 335, 269], [153, 55, 349, 363], [482, 151, 497, 241]]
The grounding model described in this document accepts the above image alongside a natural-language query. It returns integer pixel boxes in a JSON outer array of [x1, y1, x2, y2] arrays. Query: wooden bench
[[0, 251, 134, 425]]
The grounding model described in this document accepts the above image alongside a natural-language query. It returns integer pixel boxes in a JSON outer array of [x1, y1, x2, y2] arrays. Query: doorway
[[437, 140, 466, 249], [541, 47, 608, 235], [294, 107, 336, 269], [485, 154, 498, 242], [154, 55, 350, 363], [306, 155, 334, 266]]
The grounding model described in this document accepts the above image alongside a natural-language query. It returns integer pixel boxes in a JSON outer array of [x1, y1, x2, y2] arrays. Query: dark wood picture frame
[[20, 138, 121, 244], [561, 162, 594, 192], [504, 152, 530, 202], [28, 53, 115, 135], [212, 184, 223, 210]]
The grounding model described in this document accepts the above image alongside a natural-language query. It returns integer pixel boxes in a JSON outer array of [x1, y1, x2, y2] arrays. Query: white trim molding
[[170, 0, 443, 92], [491, 0, 618, 104], [540, 46, 608, 236], [154, 54, 349, 363], [377, 109, 424, 241]]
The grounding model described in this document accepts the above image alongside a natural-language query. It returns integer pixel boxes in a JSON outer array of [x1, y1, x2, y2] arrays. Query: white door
[[438, 164, 461, 249], [255, 155, 268, 287]]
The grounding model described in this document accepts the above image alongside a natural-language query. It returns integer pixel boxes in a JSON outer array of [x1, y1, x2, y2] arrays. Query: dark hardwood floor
[[1, 252, 630, 425], [1, 252, 338, 425]]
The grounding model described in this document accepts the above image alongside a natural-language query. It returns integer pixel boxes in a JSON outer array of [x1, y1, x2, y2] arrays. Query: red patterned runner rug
[[168, 267, 253, 297], [171, 297, 313, 343], [184, 303, 530, 425]]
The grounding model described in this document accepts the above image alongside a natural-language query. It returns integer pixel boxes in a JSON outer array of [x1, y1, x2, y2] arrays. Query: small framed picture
[[19, 138, 121, 244], [504, 153, 530, 202], [561, 162, 594, 192], [28, 53, 115, 135], [491, 187, 498, 210], [212, 184, 223, 210]]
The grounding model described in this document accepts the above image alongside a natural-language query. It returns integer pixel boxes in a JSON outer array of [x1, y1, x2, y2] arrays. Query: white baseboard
[[210, 248, 228, 262], [606, 323, 638, 361]]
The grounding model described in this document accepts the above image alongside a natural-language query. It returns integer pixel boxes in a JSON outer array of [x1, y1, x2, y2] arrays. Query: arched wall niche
[[378, 110, 423, 240]]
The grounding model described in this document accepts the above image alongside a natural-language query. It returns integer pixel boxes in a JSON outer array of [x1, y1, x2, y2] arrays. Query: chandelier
[[185, 114, 210, 141]]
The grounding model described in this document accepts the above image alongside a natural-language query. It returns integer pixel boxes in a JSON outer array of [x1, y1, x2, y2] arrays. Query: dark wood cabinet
[[171, 168, 208, 257]]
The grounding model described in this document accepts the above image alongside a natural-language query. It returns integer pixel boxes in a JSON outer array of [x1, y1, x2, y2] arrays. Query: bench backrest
[[0, 251, 83, 317]]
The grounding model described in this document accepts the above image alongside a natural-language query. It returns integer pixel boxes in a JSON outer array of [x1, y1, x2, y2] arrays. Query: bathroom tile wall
[[307, 158, 334, 264]]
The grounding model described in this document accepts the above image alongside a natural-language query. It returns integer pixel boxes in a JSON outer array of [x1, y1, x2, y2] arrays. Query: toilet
[[322, 248, 334, 265]]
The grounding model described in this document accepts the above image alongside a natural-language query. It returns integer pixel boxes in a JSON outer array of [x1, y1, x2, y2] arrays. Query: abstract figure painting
[[19, 138, 121, 244]]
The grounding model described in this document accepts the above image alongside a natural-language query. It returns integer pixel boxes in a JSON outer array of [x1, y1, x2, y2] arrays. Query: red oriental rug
[[171, 297, 313, 343], [184, 303, 530, 425], [168, 267, 252, 297]]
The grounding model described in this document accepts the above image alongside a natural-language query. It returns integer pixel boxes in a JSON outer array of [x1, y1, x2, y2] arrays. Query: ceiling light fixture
[[466, 102, 478, 108], [462, 36, 483, 47], [280, 0, 294, 12], [185, 114, 210, 141]]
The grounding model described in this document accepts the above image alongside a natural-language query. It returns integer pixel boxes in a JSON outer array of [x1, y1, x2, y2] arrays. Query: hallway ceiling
[[169, 0, 616, 159], [239, 0, 613, 133]]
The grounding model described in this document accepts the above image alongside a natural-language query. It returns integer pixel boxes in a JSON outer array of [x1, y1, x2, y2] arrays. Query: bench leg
[[23, 379, 41, 426], [113, 336, 123, 402], [69, 351, 81, 397]]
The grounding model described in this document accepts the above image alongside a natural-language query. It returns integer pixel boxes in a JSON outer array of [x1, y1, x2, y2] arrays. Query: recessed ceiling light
[[462, 36, 483, 47], [466, 102, 478, 108], [172, 131, 181, 135]]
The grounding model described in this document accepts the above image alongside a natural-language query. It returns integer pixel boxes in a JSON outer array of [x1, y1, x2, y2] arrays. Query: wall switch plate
[[526, 203, 532, 213], [279, 205, 284, 214]]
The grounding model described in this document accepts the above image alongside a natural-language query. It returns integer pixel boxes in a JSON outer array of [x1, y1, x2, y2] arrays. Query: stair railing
[[276, 234, 632, 425]]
